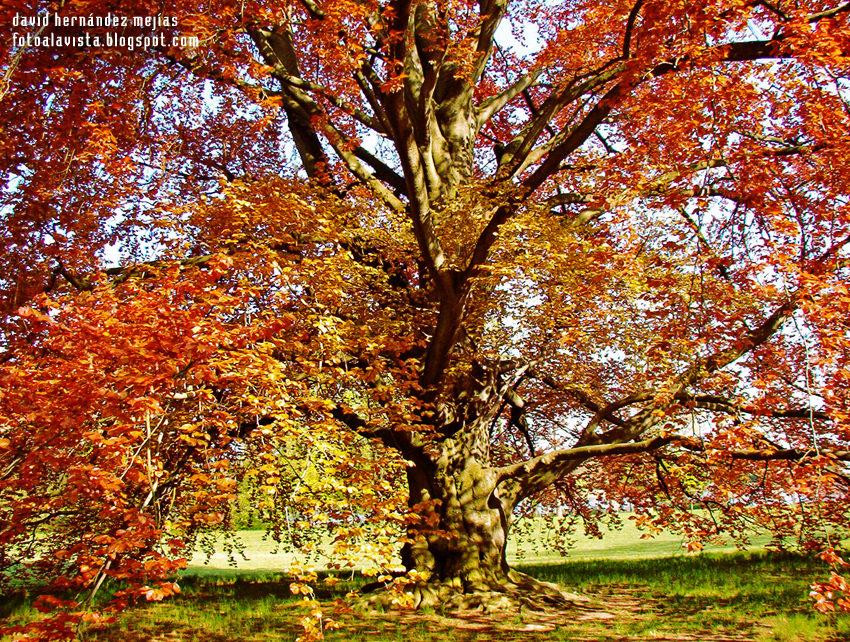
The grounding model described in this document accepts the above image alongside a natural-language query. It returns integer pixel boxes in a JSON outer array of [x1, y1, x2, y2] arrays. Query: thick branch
[[472, 0, 509, 82], [808, 2, 850, 21], [251, 28, 406, 211], [464, 80, 628, 275], [498, 434, 690, 499], [497, 63, 625, 176], [250, 27, 329, 178], [297, 0, 325, 19], [522, 80, 628, 191], [49, 261, 94, 292], [498, 433, 850, 501], [505, 387, 535, 456], [623, 0, 644, 59], [330, 403, 419, 457], [353, 147, 408, 196], [476, 69, 543, 127]]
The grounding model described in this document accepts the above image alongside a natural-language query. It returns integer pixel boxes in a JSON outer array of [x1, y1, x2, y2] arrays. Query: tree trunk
[[403, 452, 511, 593], [395, 424, 575, 612]]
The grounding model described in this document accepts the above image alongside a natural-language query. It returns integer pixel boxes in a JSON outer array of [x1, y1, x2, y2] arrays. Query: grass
[[2, 524, 849, 641], [185, 517, 773, 571], [521, 551, 850, 641], [54, 552, 846, 641]]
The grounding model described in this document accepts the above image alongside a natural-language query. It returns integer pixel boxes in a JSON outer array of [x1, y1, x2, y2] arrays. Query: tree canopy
[[1, 0, 850, 637]]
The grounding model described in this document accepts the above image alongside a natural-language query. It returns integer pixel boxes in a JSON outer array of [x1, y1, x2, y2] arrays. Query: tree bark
[[403, 447, 512, 594], [392, 411, 576, 611]]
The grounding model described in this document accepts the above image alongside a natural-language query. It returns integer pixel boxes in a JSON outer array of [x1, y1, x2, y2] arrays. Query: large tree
[[2, 0, 850, 632]]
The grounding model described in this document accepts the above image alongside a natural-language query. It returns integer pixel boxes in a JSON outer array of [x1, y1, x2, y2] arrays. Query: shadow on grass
[[0, 593, 27, 621], [176, 569, 363, 601], [519, 550, 841, 639], [4, 551, 849, 642]]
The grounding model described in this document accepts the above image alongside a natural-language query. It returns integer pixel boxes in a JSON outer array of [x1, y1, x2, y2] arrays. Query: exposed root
[[356, 570, 598, 617]]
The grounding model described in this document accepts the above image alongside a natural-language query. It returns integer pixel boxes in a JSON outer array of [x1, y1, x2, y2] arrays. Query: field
[[182, 517, 771, 571], [3, 522, 850, 641]]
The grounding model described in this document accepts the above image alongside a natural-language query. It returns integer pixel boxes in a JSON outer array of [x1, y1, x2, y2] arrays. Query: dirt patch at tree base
[[78, 583, 774, 641], [343, 585, 756, 641]]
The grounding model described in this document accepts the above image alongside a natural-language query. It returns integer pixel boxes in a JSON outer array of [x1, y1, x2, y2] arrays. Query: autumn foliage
[[1, 0, 850, 638]]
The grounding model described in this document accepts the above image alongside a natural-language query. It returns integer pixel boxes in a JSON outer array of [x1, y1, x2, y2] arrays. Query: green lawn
[[185, 518, 771, 571], [55, 552, 849, 641], [2, 523, 849, 641]]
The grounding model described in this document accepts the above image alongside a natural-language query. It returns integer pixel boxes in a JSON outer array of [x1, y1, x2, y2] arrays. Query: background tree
[[1, 0, 850, 632]]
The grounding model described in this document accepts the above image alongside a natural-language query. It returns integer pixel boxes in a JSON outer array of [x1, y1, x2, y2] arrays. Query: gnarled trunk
[[395, 420, 575, 612], [403, 454, 511, 594]]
